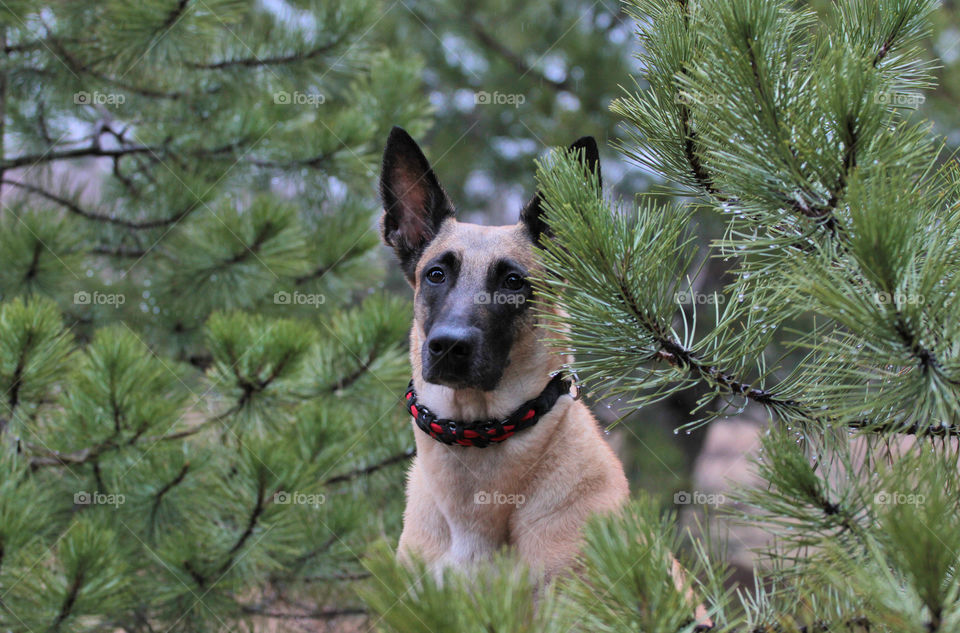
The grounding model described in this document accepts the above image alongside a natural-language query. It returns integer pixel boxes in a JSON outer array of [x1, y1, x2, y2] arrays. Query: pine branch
[[50, 567, 84, 633], [660, 0, 854, 236], [322, 448, 415, 486], [159, 0, 191, 34], [180, 479, 271, 589], [91, 245, 149, 258], [228, 348, 298, 412], [294, 244, 368, 285], [5, 335, 30, 423], [240, 604, 365, 619], [293, 265, 329, 285], [247, 151, 338, 170], [35, 100, 56, 145], [5, 37, 82, 54], [737, 27, 844, 230], [462, 12, 572, 91], [27, 424, 207, 469], [680, 103, 721, 197], [149, 463, 190, 525], [217, 478, 266, 576], [299, 571, 372, 583], [892, 313, 955, 382], [4, 179, 198, 229], [0, 29, 6, 189], [2, 143, 158, 170], [317, 347, 382, 395], [1, 138, 242, 171], [619, 281, 959, 436], [222, 221, 275, 266], [46, 35, 186, 99], [183, 560, 207, 589], [699, 616, 931, 633], [187, 38, 348, 70], [873, 10, 909, 67]]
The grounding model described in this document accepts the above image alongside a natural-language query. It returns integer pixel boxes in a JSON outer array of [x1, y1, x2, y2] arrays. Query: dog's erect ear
[[521, 136, 602, 246], [380, 126, 455, 280]]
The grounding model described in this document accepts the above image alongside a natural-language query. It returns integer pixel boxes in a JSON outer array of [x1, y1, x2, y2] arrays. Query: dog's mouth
[[420, 344, 507, 392]]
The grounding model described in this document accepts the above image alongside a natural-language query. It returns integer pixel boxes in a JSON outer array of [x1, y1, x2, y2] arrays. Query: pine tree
[[362, 0, 960, 631], [378, 0, 641, 215], [0, 1, 425, 630]]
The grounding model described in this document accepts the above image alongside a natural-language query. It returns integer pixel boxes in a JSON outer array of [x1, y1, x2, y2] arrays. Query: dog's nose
[[427, 326, 478, 361]]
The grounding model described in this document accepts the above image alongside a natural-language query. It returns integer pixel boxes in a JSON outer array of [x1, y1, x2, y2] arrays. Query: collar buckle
[[569, 370, 581, 400]]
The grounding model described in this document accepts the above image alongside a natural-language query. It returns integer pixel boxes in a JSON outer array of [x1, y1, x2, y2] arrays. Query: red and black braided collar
[[404, 373, 574, 447]]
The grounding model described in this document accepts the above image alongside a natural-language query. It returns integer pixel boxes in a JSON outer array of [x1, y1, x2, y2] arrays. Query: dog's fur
[[379, 128, 708, 621]]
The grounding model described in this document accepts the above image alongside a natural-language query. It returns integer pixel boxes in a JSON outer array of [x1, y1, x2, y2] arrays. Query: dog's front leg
[[669, 556, 713, 628], [511, 506, 594, 583], [398, 459, 451, 570]]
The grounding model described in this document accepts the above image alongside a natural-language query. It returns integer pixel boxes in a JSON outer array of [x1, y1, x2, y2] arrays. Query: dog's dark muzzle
[[422, 324, 502, 390]]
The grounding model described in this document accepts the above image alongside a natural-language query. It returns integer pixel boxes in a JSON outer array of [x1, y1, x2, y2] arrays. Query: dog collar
[[404, 373, 574, 447]]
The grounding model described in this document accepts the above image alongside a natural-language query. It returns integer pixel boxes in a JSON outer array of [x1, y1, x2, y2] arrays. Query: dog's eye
[[502, 273, 525, 291], [426, 267, 446, 284]]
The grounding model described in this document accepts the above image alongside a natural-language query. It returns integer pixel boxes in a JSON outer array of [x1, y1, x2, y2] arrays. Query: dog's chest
[[423, 446, 525, 560]]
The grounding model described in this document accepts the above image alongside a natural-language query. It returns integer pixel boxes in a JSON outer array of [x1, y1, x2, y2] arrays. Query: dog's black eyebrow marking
[[488, 258, 527, 280], [421, 250, 460, 275]]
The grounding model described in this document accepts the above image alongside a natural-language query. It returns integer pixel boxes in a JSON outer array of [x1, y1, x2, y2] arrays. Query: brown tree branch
[[322, 448, 415, 486], [3, 179, 200, 230], [462, 14, 572, 92], [187, 38, 346, 70]]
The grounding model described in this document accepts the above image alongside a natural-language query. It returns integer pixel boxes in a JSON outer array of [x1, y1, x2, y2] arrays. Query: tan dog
[[380, 127, 709, 623]]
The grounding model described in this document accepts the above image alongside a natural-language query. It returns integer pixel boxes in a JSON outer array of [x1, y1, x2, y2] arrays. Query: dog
[[379, 126, 710, 623]]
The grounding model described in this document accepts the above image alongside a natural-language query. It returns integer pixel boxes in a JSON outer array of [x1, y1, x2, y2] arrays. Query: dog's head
[[379, 127, 600, 392]]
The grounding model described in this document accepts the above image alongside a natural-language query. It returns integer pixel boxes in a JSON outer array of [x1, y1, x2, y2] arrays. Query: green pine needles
[[0, 1, 420, 630], [3, 0, 960, 632], [538, 0, 959, 435]]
